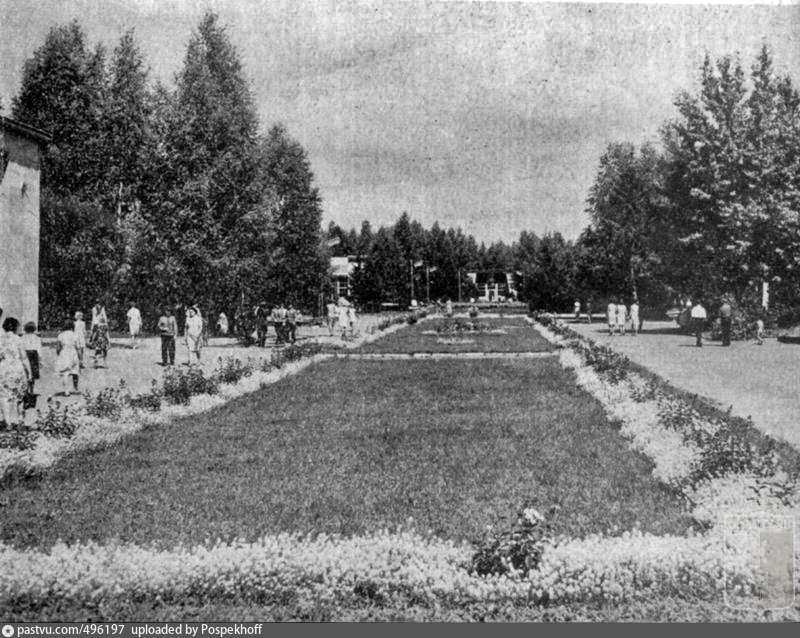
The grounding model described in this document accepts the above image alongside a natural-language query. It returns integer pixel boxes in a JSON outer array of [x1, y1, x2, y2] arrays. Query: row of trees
[[328, 47, 800, 317], [13, 13, 327, 327]]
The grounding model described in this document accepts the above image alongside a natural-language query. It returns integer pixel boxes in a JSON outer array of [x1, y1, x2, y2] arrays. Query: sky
[[1, 0, 799, 243]]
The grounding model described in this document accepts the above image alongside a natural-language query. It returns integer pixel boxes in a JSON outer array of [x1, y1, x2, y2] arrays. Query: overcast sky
[[1, 0, 798, 243]]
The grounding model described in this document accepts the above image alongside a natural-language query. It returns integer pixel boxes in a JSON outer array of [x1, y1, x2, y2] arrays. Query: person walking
[[0, 314, 31, 426], [573, 299, 581, 321], [89, 301, 110, 368], [347, 304, 358, 337], [55, 317, 81, 395], [73, 311, 86, 369], [338, 300, 350, 340], [445, 298, 454, 318], [629, 299, 640, 335], [272, 303, 287, 345], [326, 299, 338, 336], [184, 307, 203, 364], [607, 299, 616, 336], [691, 300, 707, 347], [127, 301, 142, 349], [157, 306, 177, 366], [719, 298, 732, 347], [616, 300, 628, 336], [286, 304, 298, 344], [216, 312, 229, 336], [586, 299, 593, 324], [755, 313, 765, 346], [20, 322, 41, 402]]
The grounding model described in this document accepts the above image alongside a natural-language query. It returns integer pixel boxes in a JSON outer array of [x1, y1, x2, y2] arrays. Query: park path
[[26, 314, 391, 415], [567, 319, 800, 450]]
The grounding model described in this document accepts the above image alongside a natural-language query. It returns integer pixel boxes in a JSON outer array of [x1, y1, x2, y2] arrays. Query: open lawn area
[[356, 316, 554, 354], [0, 357, 690, 550]]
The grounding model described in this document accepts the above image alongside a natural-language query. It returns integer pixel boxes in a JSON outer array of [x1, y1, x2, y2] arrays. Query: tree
[[582, 142, 668, 305], [259, 124, 327, 310]]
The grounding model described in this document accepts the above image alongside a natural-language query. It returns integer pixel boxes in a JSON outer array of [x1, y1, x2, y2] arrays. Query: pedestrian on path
[[0, 315, 31, 426], [216, 312, 229, 336], [616, 300, 627, 336], [89, 301, 110, 368], [73, 311, 86, 369], [629, 299, 640, 335], [607, 299, 616, 336], [21, 322, 41, 402], [127, 301, 142, 349], [326, 299, 338, 336], [338, 300, 350, 340], [586, 299, 593, 324], [347, 304, 358, 337], [157, 306, 177, 366], [185, 307, 203, 364], [55, 317, 80, 396], [286, 304, 298, 344], [573, 299, 581, 321], [691, 300, 707, 347], [719, 298, 732, 347], [755, 315, 765, 346]]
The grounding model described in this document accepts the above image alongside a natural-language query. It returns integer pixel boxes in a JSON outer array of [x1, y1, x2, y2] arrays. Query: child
[[20, 321, 41, 401], [73, 311, 86, 369]]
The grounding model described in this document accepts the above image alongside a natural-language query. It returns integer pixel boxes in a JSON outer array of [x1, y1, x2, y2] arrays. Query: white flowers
[[523, 507, 545, 524]]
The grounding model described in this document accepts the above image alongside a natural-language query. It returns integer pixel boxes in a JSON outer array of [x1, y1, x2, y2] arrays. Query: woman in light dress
[[216, 312, 229, 336], [127, 301, 142, 349], [89, 301, 110, 367], [337, 301, 350, 339], [185, 307, 204, 364], [55, 317, 81, 396], [0, 316, 31, 426], [73, 311, 86, 369]]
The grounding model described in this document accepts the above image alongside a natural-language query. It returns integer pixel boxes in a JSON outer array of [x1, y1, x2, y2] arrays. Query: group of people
[[604, 298, 642, 336], [325, 298, 358, 338], [251, 302, 301, 347]]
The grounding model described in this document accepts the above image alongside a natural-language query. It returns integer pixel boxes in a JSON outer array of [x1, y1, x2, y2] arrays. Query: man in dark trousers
[[255, 302, 269, 347], [719, 297, 732, 346], [157, 306, 178, 366], [691, 300, 707, 347]]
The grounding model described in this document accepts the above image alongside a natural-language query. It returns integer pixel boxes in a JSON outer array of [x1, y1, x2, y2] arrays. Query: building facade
[[0, 116, 49, 325]]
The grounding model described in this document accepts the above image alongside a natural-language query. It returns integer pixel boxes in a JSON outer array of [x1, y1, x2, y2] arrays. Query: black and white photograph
[[0, 0, 799, 624]]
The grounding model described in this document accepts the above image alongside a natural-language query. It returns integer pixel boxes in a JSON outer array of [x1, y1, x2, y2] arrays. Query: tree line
[[328, 47, 800, 320], [12, 12, 326, 329]]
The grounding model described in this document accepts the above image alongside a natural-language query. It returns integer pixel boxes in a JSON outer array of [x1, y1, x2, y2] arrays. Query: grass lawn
[[357, 317, 553, 353], [1, 357, 691, 550]]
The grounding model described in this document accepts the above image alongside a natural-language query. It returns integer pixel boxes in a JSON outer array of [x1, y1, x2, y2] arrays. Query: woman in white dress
[[185, 307, 204, 364], [338, 301, 350, 339], [127, 301, 142, 349], [89, 302, 110, 367], [55, 318, 80, 396]]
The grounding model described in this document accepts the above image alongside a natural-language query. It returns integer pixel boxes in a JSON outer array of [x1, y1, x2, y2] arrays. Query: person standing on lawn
[[338, 300, 350, 339], [347, 303, 358, 337], [607, 299, 616, 336], [73, 311, 86, 369], [691, 300, 707, 347], [89, 301, 110, 368], [272, 303, 287, 345], [127, 301, 142, 349], [0, 314, 31, 426], [719, 297, 732, 347], [184, 306, 203, 364], [216, 312, 229, 336], [55, 317, 80, 395], [586, 299, 593, 324], [573, 299, 581, 321], [157, 306, 177, 366]]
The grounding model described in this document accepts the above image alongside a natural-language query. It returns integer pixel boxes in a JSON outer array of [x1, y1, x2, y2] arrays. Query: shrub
[[0, 427, 37, 450], [471, 504, 559, 578], [83, 385, 126, 420], [127, 380, 163, 413], [162, 367, 219, 405], [37, 401, 79, 438], [211, 356, 254, 386]]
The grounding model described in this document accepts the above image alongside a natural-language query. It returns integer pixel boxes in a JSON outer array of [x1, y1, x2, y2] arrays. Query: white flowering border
[[0, 320, 412, 481]]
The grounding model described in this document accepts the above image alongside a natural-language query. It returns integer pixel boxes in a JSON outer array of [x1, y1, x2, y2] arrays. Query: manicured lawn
[[1, 357, 691, 550], [357, 317, 553, 353]]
